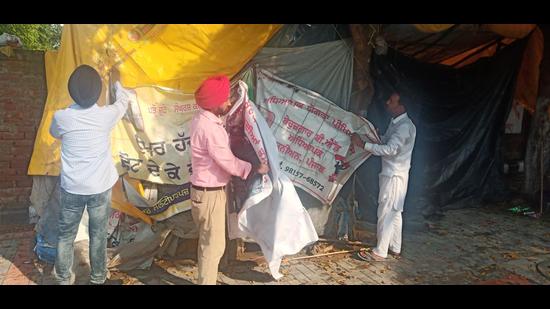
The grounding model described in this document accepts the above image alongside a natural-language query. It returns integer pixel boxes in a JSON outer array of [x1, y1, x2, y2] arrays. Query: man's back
[[51, 100, 128, 195]]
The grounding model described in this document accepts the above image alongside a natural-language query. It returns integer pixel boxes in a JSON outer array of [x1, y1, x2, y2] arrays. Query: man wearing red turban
[[190, 75, 269, 285]]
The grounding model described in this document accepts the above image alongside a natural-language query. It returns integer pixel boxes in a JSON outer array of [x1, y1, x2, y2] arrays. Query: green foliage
[[0, 24, 62, 50]]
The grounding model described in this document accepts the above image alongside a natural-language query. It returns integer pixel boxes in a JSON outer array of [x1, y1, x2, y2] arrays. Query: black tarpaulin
[[355, 37, 528, 219]]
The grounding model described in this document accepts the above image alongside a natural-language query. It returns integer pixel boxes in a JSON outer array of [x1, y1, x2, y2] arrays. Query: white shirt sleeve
[[364, 124, 410, 157], [49, 114, 62, 139], [381, 130, 391, 144], [104, 82, 131, 128]]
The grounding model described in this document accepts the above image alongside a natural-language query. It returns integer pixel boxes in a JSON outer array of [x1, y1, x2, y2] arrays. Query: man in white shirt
[[49, 65, 132, 284], [351, 92, 416, 261]]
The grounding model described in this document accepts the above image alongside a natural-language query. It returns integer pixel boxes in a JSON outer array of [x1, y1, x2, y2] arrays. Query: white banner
[[255, 69, 380, 204], [226, 81, 318, 280]]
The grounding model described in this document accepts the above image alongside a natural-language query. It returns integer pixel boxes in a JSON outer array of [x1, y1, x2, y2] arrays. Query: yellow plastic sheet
[[483, 24, 536, 39], [28, 24, 281, 176], [413, 24, 454, 33], [112, 176, 153, 225]]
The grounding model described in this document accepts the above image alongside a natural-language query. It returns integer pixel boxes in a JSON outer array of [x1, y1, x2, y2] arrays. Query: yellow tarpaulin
[[413, 24, 454, 33], [111, 176, 153, 225], [483, 24, 536, 39], [28, 24, 282, 176], [514, 27, 544, 114], [414, 24, 536, 38]]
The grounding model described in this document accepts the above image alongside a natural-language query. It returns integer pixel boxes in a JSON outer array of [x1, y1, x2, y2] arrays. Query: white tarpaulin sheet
[[226, 81, 318, 280], [243, 39, 353, 109]]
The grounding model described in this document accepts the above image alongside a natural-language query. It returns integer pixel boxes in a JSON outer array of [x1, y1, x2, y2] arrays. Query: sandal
[[389, 250, 401, 259], [356, 250, 385, 262]]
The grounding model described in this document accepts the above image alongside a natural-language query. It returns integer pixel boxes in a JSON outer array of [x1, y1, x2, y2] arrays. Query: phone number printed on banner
[[284, 165, 325, 192]]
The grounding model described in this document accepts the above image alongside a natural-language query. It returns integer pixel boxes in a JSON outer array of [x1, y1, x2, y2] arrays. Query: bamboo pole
[[285, 248, 367, 262]]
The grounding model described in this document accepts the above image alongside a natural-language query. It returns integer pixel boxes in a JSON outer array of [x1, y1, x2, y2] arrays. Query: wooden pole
[[284, 249, 363, 261], [540, 125, 544, 215], [349, 24, 376, 114], [317, 238, 371, 247]]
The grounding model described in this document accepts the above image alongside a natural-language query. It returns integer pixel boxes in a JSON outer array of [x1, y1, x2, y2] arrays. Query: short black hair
[[387, 91, 408, 111]]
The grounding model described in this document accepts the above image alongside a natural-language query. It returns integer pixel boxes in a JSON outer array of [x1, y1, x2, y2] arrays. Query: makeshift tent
[[242, 23, 545, 228], [28, 24, 548, 275], [384, 24, 542, 113], [362, 38, 529, 217], [28, 24, 292, 273]]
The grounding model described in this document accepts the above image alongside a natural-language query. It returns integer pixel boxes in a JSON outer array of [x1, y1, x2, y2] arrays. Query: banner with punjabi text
[[255, 70, 380, 204]]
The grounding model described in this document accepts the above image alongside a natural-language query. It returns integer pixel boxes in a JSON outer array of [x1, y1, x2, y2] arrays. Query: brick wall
[[0, 49, 46, 220]]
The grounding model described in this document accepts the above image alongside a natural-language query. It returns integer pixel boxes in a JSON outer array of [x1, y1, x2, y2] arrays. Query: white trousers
[[373, 174, 407, 258]]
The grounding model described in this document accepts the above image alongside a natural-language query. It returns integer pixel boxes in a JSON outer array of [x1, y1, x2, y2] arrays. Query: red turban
[[194, 75, 230, 110]]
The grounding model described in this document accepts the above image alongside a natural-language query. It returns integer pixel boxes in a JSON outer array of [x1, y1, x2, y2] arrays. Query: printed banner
[[255, 69, 380, 204], [110, 86, 197, 221]]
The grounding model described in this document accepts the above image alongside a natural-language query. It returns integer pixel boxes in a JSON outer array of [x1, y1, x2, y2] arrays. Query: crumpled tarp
[[0, 33, 22, 56], [241, 39, 354, 109], [265, 24, 350, 48]]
